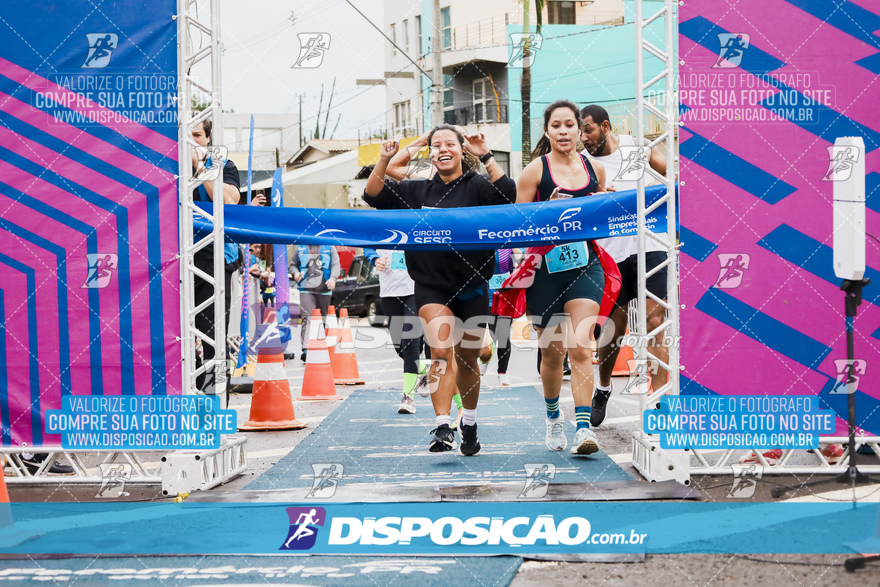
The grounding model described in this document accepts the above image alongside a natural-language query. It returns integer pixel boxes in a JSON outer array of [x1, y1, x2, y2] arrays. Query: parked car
[[331, 255, 386, 327]]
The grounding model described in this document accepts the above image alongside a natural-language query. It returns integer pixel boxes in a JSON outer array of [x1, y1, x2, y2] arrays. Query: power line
[[343, 0, 434, 83]]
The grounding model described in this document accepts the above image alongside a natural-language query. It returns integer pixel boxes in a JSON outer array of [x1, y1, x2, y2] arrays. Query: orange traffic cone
[[325, 305, 339, 365], [239, 323, 307, 430], [613, 327, 634, 377], [0, 458, 42, 547], [331, 308, 365, 385], [297, 309, 342, 401]]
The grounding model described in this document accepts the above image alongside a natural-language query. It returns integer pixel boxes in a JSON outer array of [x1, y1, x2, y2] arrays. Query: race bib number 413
[[546, 242, 588, 273]]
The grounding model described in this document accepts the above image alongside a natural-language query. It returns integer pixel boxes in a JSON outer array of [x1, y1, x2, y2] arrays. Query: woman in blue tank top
[[515, 99, 608, 457]]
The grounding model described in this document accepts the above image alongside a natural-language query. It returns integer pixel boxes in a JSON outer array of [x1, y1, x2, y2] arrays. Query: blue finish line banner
[[196, 185, 675, 249], [4, 501, 874, 554]]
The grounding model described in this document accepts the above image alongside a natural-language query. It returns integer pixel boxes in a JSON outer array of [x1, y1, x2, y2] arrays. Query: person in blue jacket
[[290, 245, 340, 361]]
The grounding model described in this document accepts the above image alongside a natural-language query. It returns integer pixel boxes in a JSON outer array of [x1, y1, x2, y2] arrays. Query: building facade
[[382, 0, 628, 177]]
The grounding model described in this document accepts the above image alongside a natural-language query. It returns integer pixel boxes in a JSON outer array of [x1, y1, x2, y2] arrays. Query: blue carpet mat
[[0, 555, 523, 586], [246, 385, 632, 493]]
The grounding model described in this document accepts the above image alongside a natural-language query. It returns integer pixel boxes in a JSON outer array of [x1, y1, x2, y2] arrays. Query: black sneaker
[[459, 422, 481, 456], [300, 351, 307, 362], [429, 424, 455, 452], [21, 453, 74, 475], [591, 387, 612, 427]]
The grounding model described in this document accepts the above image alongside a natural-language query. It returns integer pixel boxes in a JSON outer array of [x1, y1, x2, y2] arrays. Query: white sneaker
[[545, 417, 567, 451], [498, 374, 511, 386], [479, 360, 489, 376], [397, 394, 416, 414], [571, 427, 600, 456]]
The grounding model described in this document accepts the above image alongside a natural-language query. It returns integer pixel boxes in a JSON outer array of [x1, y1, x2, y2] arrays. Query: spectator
[[290, 245, 340, 361], [191, 119, 242, 393]]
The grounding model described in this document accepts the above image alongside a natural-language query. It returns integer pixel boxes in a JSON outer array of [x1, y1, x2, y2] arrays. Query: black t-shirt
[[193, 159, 242, 267], [362, 170, 517, 291], [192, 159, 241, 201]]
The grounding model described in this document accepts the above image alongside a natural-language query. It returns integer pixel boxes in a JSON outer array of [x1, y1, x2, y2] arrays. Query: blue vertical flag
[[271, 168, 292, 344], [236, 116, 255, 369]]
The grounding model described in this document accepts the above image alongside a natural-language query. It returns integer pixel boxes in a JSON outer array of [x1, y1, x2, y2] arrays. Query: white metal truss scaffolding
[[177, 0, 228, 404], [0, 438, 248, 495], [0, 0, 243, 490], [630, 0, 688, 484], [2, 448, 161, 484]]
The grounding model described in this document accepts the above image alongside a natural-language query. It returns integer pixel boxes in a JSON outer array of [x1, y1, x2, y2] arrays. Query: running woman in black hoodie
[[363, 125, 516, 456]]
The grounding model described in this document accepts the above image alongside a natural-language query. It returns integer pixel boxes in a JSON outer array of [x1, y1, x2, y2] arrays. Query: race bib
[[390, 251, 407, 271], [489, 272, 510, 290], [546, 242, 588, 273]]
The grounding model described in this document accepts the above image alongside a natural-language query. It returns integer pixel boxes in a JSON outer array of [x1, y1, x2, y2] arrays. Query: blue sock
[[575, 406, 591, 430], [545, 395, 560, 419]]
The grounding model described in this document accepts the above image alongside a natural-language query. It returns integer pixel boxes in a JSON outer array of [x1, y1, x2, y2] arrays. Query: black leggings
[[194, 252, 232, 393], [488, 317, 512, 375], [381, 295, 423, 374]]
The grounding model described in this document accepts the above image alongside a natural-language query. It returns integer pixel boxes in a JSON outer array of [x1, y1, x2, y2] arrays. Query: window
[[348, 257, 372, 283], [359, 260, 372, 283], [403, 19, 409, 53], [548, 1, 576, 25], [442, 73, 455, 124], [491, 151, 510, 176], [441, 8, 451, 50], [472, 77, 492, 123], [390, 23, 397, 54], [415, 15, 422, 54]]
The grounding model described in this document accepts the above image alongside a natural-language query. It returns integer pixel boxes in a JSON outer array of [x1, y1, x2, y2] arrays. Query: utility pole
[[431, 0, 444, 127], [521, 1, 532, 168]]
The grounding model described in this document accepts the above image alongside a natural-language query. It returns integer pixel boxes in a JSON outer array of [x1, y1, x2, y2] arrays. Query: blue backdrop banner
[[197, 185, 676, 250], [0, 0, 179, 446]]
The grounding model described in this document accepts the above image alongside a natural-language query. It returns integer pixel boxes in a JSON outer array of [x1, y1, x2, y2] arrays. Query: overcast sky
[[218, 0, 388, 139]]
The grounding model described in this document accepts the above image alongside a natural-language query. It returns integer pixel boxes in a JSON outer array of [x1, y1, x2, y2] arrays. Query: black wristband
[[479, 151, 494, 164]]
